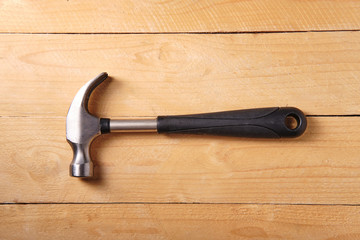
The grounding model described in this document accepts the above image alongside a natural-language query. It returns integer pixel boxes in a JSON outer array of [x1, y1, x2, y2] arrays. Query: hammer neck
[[109, 118, 157, 132]]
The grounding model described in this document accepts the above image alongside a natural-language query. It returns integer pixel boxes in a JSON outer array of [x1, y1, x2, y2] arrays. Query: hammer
[[66, 72, 307, 178]]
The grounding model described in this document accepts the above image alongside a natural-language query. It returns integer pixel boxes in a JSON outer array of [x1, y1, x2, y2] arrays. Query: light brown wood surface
[[1, 117, 360, 204], [1, 32, 359, 117], [1, 0, 360, 33], [1, 204, 360, 240], [1, 0, 360, 239]]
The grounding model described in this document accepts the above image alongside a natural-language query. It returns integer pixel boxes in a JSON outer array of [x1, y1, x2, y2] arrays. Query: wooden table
[[1, 1, 360, 239]]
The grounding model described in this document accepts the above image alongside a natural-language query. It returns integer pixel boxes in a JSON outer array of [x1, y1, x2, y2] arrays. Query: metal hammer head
[[66, 72, 108, 177]]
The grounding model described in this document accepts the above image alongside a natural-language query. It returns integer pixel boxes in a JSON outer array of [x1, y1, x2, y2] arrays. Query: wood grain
[[1, 117, 359, 204], [1, 204, 360, 240], [2, 0, 360, 238], [1, 32, 359, 117], [1, 0, 360, 33]]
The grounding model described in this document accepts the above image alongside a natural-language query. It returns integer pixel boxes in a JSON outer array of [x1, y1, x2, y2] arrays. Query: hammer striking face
[[67, 73, 307, 178]]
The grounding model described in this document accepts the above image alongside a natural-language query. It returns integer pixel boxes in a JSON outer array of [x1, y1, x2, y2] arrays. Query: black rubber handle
[[157, 107, 307, 138]]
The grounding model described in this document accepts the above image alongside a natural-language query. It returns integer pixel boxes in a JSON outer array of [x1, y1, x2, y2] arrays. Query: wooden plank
[[1, 117, 360, 204], [1, 0, 360, 33], [1, 204, 360, 240], [0, 32, 359, 117]]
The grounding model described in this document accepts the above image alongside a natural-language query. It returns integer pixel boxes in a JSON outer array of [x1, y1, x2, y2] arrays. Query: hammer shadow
[[82, 123, 314, 186]]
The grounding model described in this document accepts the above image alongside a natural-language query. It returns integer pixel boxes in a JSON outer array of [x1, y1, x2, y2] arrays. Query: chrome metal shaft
[[110, 118, 157, 132]]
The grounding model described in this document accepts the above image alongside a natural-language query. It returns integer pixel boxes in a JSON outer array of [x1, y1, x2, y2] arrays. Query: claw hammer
[[66, 73, 307, 177]]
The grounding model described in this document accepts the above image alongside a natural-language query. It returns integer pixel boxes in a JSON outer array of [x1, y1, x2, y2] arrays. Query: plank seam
[[0, 29, 359, 35], [2, 202, 360, 206], [306, 115, 360, 117], [1, 115, 359, 118]]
